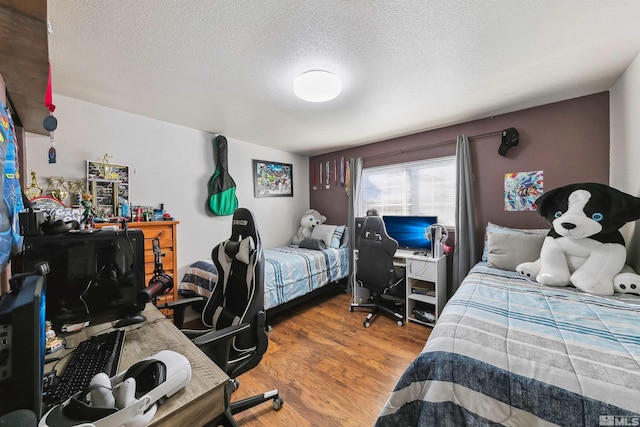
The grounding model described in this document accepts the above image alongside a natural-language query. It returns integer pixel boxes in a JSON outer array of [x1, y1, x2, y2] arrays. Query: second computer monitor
[[20, 229, 146, 329]]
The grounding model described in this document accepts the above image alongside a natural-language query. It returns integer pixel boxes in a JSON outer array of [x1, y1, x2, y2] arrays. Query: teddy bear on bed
[[516, 182, 640, 295], [292, 209, 326, 245]]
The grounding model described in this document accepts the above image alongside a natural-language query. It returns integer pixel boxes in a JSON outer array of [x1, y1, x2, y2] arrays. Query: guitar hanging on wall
[[207, 135, 238, 216]]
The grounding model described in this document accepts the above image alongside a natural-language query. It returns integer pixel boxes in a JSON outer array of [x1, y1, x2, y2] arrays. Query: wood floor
[[225, 290, 431, 426]]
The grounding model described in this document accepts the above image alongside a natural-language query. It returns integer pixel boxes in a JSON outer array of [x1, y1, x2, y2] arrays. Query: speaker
[[18, 211, 44, 236]]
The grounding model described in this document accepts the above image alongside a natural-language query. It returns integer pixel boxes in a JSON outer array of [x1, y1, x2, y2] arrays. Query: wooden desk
[[47, 305, 228, 426]]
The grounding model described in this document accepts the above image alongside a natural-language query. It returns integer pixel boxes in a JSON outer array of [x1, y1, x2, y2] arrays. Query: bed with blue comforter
[[375, 263, 640, 426], [178, 245, 349, 311]]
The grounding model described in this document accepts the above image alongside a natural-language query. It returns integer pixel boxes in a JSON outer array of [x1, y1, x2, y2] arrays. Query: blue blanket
[[263, 245, 349, 310], [178, 245, 349, 310], [376, 263, 640, 426]]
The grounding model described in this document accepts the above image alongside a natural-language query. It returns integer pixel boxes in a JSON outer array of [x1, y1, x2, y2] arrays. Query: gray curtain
[[347, 157, 364, 293], [452, 135, 477, 294]]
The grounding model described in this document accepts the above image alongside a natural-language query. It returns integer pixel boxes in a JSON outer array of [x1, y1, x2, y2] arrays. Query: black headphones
[[41, 218, 76, 235]]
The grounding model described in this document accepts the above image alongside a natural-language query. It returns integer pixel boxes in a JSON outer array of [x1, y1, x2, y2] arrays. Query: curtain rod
[[363, 129, 504, 161]]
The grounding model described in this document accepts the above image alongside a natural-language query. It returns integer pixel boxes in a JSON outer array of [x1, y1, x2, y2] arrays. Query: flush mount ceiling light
[[293, 70, 342, 102]]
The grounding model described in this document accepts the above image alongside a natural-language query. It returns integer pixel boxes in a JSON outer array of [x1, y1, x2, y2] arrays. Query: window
[[360, 156, 456, 227]]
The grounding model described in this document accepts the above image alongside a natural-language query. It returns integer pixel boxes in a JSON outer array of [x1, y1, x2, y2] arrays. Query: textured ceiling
[[48, 1, 640, 156]]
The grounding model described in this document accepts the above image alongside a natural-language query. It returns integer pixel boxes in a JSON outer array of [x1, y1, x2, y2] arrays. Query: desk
[[46, 305, 228, 426], [351, 249, 447, 327]]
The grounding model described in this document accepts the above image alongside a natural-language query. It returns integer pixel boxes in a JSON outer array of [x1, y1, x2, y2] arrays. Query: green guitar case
[[207, 135, 238, 216]]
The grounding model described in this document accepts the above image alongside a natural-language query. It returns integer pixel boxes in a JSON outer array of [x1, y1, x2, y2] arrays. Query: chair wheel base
[[273, 396, 284, 410]]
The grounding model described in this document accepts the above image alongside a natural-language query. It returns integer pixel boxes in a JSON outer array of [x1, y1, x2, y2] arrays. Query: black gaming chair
[[353, 216, 404, 327], [169, 208, 283, 426]]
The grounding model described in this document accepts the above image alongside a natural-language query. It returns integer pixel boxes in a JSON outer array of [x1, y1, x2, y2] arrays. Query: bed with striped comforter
[[376, 263, 640, 426], [178, 245, 349, 311], [263, 245, 349, 310]]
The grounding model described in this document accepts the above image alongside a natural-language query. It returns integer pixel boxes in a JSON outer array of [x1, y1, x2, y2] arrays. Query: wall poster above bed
[[504, 170, 543, 211], [252, 160, 293, 197]]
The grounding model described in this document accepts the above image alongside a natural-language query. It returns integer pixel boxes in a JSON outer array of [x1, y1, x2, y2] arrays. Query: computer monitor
[[19, 229, 146, 329], [382, 215, 438, 251], [0, 274, 46, 418]]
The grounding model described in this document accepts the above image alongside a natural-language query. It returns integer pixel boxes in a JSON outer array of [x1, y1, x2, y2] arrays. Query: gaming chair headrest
[[359, 216, 398, 256], [224, 237, 255, 265], [229, 208, 261, 247], [360, 216, 387, 239]]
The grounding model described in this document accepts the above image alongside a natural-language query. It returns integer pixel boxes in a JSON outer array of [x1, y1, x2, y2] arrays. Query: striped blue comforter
[[263, 245, 349, 310], [178, 246, 349, 311], [376, 263, 640, 426]]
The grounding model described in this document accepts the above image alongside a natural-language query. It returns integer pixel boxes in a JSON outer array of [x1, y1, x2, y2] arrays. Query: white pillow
[[311, 224, 337, 247]]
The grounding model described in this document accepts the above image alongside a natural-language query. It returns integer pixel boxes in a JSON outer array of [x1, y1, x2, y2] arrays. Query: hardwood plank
[[223, 291, 430, 426]]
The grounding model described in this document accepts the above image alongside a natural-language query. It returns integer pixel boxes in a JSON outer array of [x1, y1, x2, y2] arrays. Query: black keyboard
[[44, 329, 125, 408]]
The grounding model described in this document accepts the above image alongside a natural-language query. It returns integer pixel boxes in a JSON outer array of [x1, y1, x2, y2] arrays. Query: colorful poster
[[504, 170, 543, 211]]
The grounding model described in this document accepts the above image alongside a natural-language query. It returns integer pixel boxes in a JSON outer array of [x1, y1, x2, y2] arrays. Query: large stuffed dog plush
[[516, 182, 640, 295]]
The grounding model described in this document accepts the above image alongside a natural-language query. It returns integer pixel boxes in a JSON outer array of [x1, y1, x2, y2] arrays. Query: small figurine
[[80, 192, 96, 229]]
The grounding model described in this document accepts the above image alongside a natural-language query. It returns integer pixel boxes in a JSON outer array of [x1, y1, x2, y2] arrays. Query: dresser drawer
[[407, 258, 437, 281]]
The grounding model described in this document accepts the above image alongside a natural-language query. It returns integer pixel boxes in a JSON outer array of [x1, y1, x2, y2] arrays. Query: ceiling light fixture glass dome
[[293, 70, 342, 102]]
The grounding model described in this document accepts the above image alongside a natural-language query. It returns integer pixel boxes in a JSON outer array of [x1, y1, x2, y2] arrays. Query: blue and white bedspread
[[263, 245, 349, 310], [178, 246, 349, 311], [376, 263, 640, 427]]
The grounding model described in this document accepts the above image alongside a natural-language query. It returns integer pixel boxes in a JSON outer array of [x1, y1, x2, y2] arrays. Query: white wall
[[610, 52, 640, 270], [25, 94, 309, 278]]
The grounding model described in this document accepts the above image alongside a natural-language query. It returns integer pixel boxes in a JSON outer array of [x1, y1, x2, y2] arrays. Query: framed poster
[[252, 160, 293, 198], [504, 170, 543, 211]]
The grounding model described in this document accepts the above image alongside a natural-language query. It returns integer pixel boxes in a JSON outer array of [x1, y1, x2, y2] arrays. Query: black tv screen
[[382, 215, 438, 251], [20, 229, 145, 329]]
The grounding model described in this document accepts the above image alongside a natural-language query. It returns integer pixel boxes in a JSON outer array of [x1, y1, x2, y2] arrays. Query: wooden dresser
[[95, 221, 179, 316]]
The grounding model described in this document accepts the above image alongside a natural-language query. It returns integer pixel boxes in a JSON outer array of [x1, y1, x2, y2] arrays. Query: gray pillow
[[298, 237, 328, 250], [481, 222, 548, 262], [486, 232, 546, 272]]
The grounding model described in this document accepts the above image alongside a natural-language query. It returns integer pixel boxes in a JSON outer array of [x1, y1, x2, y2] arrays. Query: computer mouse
[[113, 314, 146, 328]]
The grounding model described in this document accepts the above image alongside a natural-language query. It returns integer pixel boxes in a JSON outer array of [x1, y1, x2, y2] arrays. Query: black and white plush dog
[[516, 183, 640, 295]]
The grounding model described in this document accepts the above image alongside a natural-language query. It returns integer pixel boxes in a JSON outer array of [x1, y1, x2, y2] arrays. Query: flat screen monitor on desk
[[382, 215, 438, 253], [20, 229, 146, 330]]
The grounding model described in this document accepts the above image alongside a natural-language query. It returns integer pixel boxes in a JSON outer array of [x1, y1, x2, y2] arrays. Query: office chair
[[352, 216, 404, 327], [168, 208, 283, 427]]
